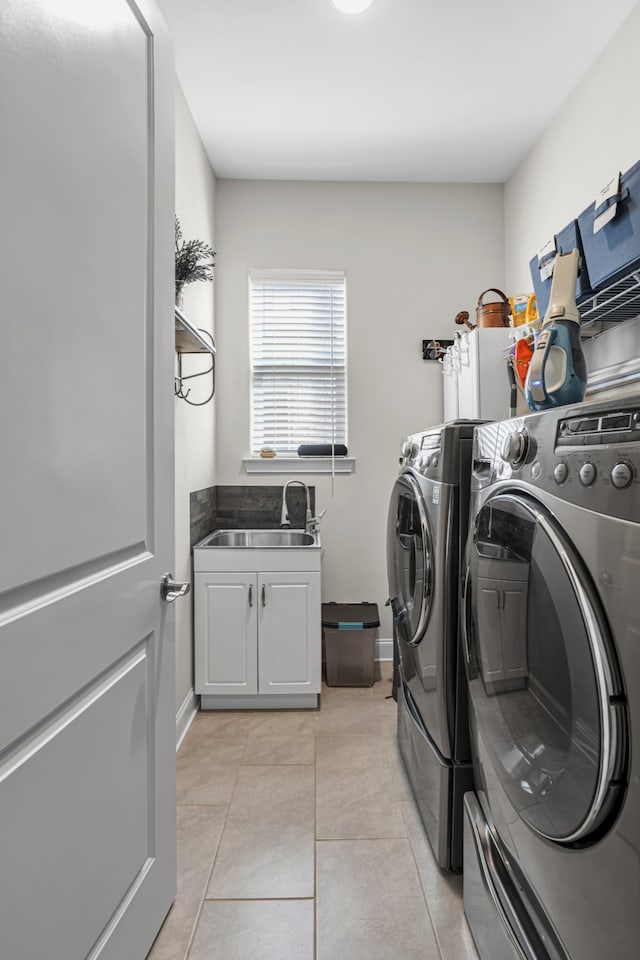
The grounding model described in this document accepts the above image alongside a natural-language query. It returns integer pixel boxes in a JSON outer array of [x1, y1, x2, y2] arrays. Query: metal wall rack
[[578, 268, 640, 329], [505, 266, 640, 346], [174, 306, 216, 405]]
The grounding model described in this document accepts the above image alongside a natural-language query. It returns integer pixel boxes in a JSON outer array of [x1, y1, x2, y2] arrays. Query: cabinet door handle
[[261, 584, 266, 606], [248, 584, 253, 607]]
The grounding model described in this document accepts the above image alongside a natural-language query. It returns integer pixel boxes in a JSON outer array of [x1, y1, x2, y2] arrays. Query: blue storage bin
[[578, 158, 640, 291], [529, 219, 592, 319]]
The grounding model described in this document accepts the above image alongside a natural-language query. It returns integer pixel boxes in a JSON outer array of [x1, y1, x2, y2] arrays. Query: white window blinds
[[250, 270, 347, 455]]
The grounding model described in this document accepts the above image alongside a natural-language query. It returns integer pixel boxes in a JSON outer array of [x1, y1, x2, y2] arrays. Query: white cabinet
[[451, 327, 513, 421], [193, 544, 322, 709]]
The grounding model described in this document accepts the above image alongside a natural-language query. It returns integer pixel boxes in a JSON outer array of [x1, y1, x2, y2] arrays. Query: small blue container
[[529, 219, 592, 319], [578, 158, 640, 291]]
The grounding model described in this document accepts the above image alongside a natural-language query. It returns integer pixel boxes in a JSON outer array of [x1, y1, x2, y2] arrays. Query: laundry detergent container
[[578, 158, 640, 291], [529, 219, 593, 318], [322, 602, 380, 687]]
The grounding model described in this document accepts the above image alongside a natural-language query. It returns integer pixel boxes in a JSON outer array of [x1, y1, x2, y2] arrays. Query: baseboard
[[375, 638, 393, 661], [201, 692, 318, 711], [176, 687, 199, 751]]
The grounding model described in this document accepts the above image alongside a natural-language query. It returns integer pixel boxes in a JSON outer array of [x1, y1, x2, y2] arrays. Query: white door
[[0, 2, 177, 958]]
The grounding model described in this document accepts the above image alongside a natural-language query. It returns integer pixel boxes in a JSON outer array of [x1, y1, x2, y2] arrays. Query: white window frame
[[245, 269, 353, 474]]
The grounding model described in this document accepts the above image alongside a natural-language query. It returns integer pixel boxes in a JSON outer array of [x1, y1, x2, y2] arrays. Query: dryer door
[[464, 492, 627, 844], [387, 472, 434, 648]]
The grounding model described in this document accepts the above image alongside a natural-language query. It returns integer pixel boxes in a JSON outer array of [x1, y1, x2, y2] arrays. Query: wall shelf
[[175, 306, 216, 354], [174, 306, 216, 405]]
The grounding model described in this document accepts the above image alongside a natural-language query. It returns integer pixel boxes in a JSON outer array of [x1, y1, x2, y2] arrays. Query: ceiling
[[156, 0, 638, 183]]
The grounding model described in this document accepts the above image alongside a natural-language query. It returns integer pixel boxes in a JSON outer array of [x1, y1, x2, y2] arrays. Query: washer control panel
[[556, 408, 640, 447], [486, 400, 640, 523]]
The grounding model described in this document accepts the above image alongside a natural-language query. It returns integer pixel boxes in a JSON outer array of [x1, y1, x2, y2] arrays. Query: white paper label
[[539, 256, 556, 282], [432, 486, 440, 505], [593, 172, 621, 233], [537, 237, 557, 282], [537, 237, 556, 262]]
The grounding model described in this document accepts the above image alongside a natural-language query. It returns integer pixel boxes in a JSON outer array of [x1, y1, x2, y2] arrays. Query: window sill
[[242, 457, 355, 475]]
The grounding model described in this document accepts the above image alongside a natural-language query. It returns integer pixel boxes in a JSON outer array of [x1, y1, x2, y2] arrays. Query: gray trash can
[[322, 602, 380, 687]]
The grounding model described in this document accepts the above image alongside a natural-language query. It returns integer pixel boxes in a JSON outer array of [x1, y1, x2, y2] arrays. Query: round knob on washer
[[611, 461, 633, 489], [553, 462, 568, 484], [579, 462, 597, 486], [501, 430, 528, 466]]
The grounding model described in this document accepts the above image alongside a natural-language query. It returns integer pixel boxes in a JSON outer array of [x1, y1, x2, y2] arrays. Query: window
[[249, 270, 347, 456]]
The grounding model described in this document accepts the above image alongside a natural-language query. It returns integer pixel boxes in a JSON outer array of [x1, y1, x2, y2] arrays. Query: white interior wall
[[171, 0, 640, 694], [174, 81, 217, 711], [505, 2, 640, 375], [214, 181, 504, 637]]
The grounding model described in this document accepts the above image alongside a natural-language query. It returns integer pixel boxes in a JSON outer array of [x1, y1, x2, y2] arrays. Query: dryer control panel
[[415, 433, 443, 479]]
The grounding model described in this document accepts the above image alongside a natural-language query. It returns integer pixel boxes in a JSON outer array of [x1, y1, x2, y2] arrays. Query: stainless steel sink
[[199, 529, 318, 548]]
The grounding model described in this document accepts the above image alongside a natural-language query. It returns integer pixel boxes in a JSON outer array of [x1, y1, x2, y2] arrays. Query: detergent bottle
[[525, 249, 587, 411]]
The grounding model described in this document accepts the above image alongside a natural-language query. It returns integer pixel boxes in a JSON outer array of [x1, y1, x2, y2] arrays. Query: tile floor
[[147, 664, 479, 960]]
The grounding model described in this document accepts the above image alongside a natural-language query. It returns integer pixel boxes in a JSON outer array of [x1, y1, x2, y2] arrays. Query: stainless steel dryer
[[387, 421, 477, 871], [461, 398, 639, 960]]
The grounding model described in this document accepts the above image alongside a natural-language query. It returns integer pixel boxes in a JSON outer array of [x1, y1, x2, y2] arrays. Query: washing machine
[[461, 398, 640, 960], [387, 421, 477, 871]]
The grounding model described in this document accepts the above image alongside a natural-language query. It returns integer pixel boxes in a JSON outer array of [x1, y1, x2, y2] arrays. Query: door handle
[[249, 584, 253, 607], [262, 584, 266, 606], [161, 573, 191, 603]]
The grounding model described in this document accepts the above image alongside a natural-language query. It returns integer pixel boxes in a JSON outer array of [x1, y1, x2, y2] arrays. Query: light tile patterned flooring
[[148, 664, 479, 960]]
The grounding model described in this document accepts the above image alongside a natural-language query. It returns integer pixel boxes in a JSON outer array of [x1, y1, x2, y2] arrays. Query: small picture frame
[[422, 338, 454, 361]]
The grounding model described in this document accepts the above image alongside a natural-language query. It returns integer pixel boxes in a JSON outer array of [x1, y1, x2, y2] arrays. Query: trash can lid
[[321, 602, 380, 629]]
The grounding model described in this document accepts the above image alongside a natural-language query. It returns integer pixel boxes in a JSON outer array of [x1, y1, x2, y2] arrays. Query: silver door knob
[[161, 573, 191, 603]]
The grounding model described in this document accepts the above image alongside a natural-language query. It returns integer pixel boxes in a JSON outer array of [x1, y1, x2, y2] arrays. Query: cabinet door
[[194, 573, 257, 696], [258, 572, 321, 695]]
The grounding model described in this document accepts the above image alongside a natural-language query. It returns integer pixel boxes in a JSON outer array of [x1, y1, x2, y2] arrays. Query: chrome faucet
[[280, 480, 312, 531]]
